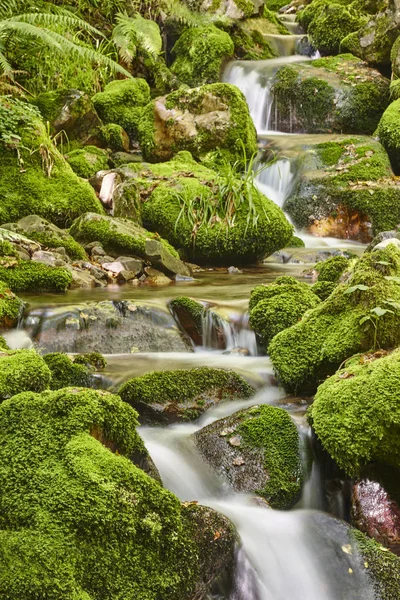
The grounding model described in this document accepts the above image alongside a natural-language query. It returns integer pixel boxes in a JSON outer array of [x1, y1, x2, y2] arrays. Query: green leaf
[[370, 306, 392, 317], [359, 315, 372, 325], [383, 300, 400, 310], [384, 276, 400, 283], [344, 284, 369, 294]]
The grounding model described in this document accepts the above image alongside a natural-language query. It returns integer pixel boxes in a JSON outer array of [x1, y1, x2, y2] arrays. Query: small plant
[[359, 301, 400, 352]]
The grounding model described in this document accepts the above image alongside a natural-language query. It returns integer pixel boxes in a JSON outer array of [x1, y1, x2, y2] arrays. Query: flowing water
[[11, 16, 376, 599]]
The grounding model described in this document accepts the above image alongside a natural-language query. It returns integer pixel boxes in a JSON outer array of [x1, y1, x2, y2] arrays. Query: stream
[[12, 27, 376, 600]]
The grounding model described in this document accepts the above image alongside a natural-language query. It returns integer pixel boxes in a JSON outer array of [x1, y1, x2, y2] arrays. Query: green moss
[[0, 387, 198, 599], [249, 279, 320, 348], [377, 99, 400, 174], [171, 26, 234, 87], [100, 123, 128, 152], [312, 280, 337, 300], [238, 404, 303, 508], [0, 261, 72, 293], [269, 244, 400, 394], [119, 367, 254, 419], [169, 296, 204, 342], [69, 213, 179, 260], [308, 4, 367, 55], [92, 79, 151, 139], [262, 7, 291, 34], [315, 255, 351, 283], [351, 529, 400, 599], [264, 0, 290, 9], [0, 349, 51, 400], [0, 240, 19, 258], [309, 348, 400, 475], [65, 146, 109, 179], [287, 235, 305, 248], [0, 97, 104, 228], [43, 353, 91, 390], [230, 25, 277, 60], [74, 352, 107, 369], [137, 83, 257, 164], [0, 282, 24, 328]]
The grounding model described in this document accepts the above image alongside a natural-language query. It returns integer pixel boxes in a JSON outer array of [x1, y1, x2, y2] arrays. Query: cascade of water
[[254, 158, 295, 208], [200, 309, 258, 356]]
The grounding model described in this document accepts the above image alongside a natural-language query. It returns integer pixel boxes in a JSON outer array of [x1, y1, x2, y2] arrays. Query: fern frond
[[0, 49, 12, 75], [113, 12, 162, 62], [12, 10, 104, 38]]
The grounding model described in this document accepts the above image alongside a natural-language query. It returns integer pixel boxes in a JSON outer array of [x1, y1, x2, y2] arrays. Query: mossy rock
[[0, 261, 72, 293], [100, 123, 130, 152], [171, 25, 234, 87], [315, 255, 352, 282], [65, 146, 109, 179], [287, 235, 305, 248], [309, 348, 400, 475], [0, 97, 104, 228], [1, 215, 87, 261], [391, 36, 400, 78], [43, 352, 91, 390], [169, 296, 204, 346], [312, 280, 337, 300], [137, 83, 257, 164], [249, 277, 320, 349], [92, 78, 151, 139], [230, 23, 277, 60], [118, 367, 254, 424], [74, 352, 107, 369], [377, 99, 400, 175], [69, 212, 179, 262], [194, 404, 303, 508], [284, 136, 400, 241], [0, 387, 204, 599], [269, 244, 400, 394], [270, 55, 389, 135], [0, 281, 24, 328], [0, 349, 51, 400]]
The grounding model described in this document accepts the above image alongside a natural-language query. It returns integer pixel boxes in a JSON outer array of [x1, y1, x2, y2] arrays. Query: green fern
[[112, 12, 162, 65]]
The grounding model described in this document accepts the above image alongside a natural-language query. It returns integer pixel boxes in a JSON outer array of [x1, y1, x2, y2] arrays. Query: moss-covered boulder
[[119, 367, 254, 424], [169, 296, 205, 346], [34, 88, 102, 144], [0, 349, 51, 400], [65, 146, 109, 179], [269, 55, 389, 134], [194, 404, 303, 508], [0, 261, 72, 293], [137, 83, 257, 163], [297, 0, 368, 55], [269, 244, 400, 394], [43, 352, 91, 390], [312, 280, 338, 300], [0, 282, 24, 328], [314, 255, 352, 283], [100, 123, 130, 152], [200, 0, 264, 19], [284, 136, 400, 241], [171, 26, 234, 87], [74, 351, 107, 369], [309, 349, 400, 476], [0, 97, 104, 228], [377, 99, 400, 175], [249, 276, 320, 349], [1, 215, 86, 261], [92, 78, 151, 139], [0, 387, 212, 599]]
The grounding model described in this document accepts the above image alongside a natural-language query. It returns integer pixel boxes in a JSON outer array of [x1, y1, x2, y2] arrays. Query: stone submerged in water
[[194, 404, 303, 509], [118, 367, 254, 424]]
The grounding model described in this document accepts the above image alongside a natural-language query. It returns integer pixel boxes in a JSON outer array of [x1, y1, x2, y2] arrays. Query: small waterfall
[[254, 158, 295, 208], [200, 309, 257, 356]]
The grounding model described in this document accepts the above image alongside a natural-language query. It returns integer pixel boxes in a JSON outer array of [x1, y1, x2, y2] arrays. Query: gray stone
[[144, 267, 172, 286], [145, 239, 191, 277], [116, 269, 138, 283], [115, 256, 144, 275], [32, 250, 58, 267]]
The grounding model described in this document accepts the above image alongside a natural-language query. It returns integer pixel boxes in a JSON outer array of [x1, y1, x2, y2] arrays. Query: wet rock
[[31, 250, 59, 267], [352, 479, 400, 554], [227, 266, 242, 274], [145, 239, 191, 277], [116, 270, 138, 283], [113, 255, 144, 273], [144, 267, 171, 285], [194, 404, 303, 508], [24, 301, 193, 354], [119, 367, 254, 425], [169, 296, 204, 346]]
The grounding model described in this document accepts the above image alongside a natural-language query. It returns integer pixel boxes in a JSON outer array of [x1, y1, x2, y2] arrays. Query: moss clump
[[0, 350, 51, 400], [119, 367, 254, 423], [0, 261, 72, 292], [137, 83, 257, 164], [70, 212, 179, 261], [65, 146, 109, 179], [284, 136, 400, 238], [269, 244, 400, 394], [249, 279, 320, 349], [230, 25, 277, 60], [309, 349, 400, 475], [377, 99, 400, 174], [43, 352, 91, 390], [0, 281, 24, 328], [92, 79, 151, 139], [171, 26, 234, 87], [0, 387, 199, 599], [74, 352, 107, 369], [169, 296, 204, 346], [307, 4, 367, 55], [312, 280, 337, 300], [287, 235, 305, 248], [0, 97, 104, 228], [315, 255, 351, 282], [100, 123, 129, 152]]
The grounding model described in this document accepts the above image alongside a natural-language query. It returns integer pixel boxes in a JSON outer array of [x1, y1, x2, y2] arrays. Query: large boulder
[[269, 244, 400, 394], [171, 26, 234, 87], [309, 348, 400, 475], [269, 55, 389, 134], [377, 99, 400, 174], [0, 349, 51, 400], [65, 146, 109, 179], [137, 83, 257, 163], [0, 387, 233, 599], [194, 404, 303, 508], [199, 0, 265, 19], [0, 97, 104, 227], [283, 136, 400, 241], [249, 276, 320, 350], [118, 367, 254, 424]]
